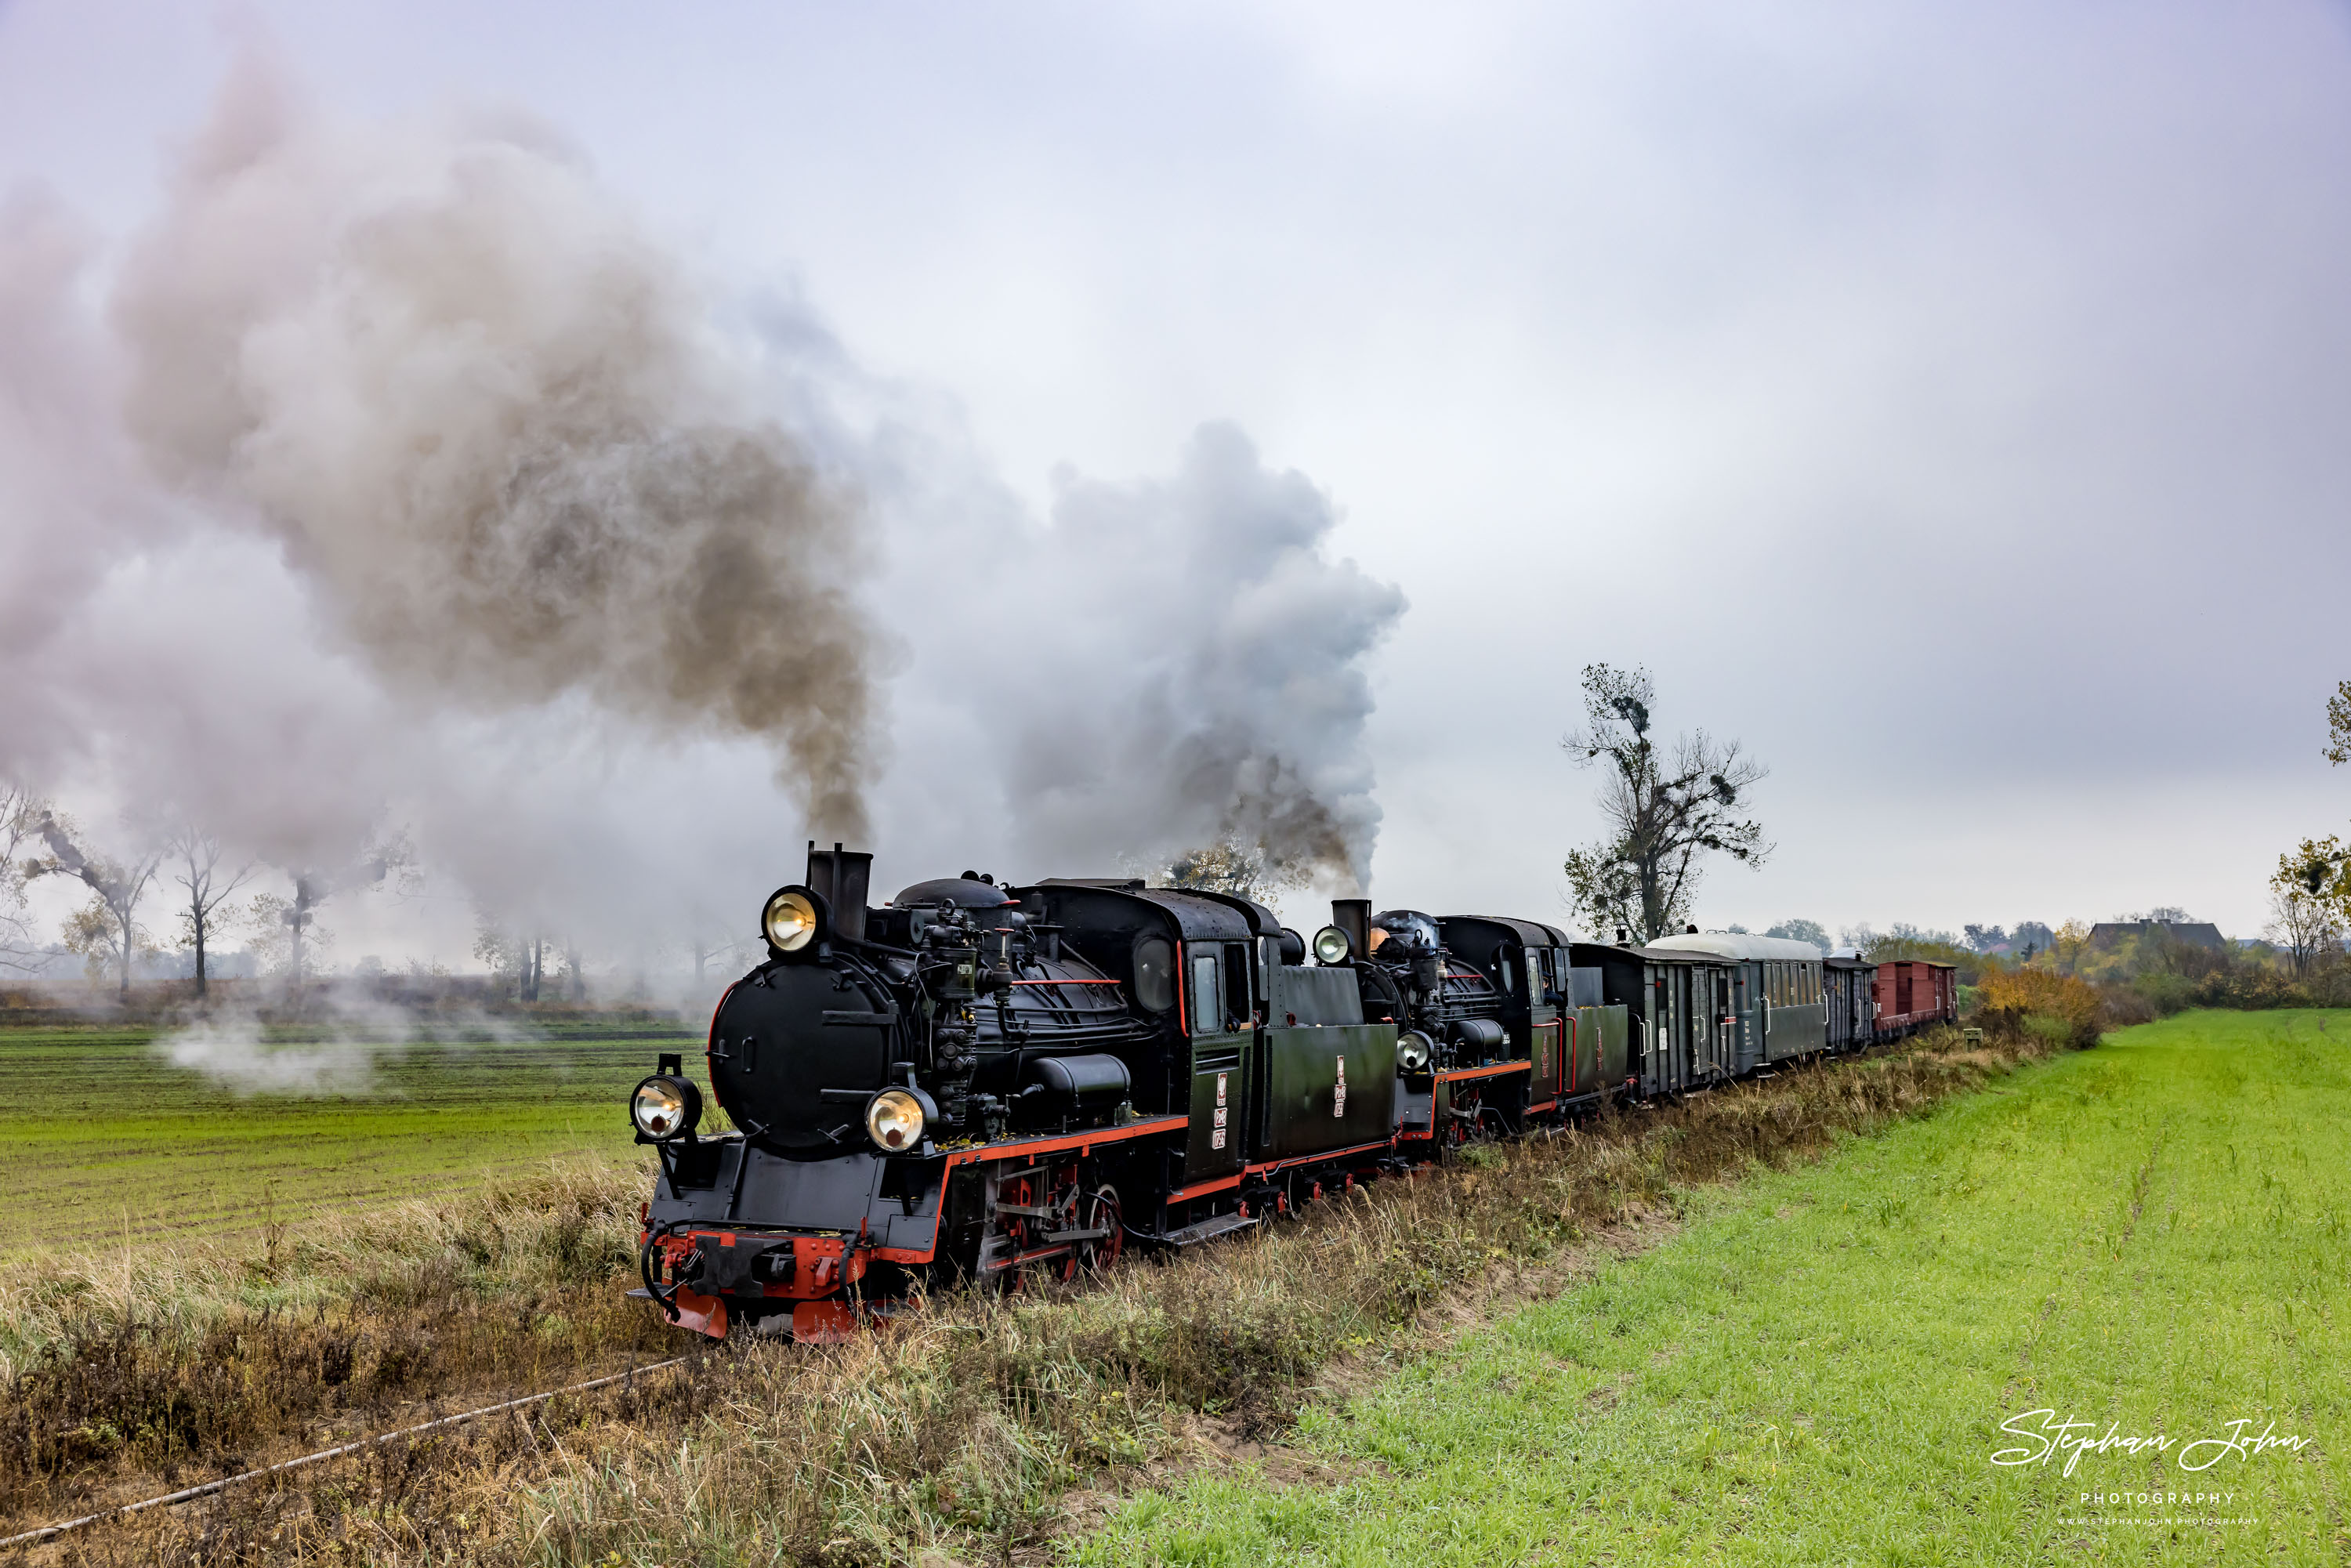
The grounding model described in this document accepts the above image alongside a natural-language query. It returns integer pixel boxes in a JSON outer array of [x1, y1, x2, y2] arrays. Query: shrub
[[1976, 967, 2103, 1047], [2190, 969, 2313, 1010], [2129, 971, 2197, 1019]]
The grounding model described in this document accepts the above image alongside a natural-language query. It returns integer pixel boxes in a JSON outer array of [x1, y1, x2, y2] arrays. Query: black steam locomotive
[[630, 843, 1936, 1341]]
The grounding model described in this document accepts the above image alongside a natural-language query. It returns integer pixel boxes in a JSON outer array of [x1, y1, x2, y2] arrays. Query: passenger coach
[[1647, 931, 1829, 1070]]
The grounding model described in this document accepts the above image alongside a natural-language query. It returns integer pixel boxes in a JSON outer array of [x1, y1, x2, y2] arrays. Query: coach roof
[[1646, 932, 1827, 963]]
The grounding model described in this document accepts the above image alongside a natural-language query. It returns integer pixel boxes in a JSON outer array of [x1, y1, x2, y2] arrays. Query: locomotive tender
[[629, 844, 1951, 1341]]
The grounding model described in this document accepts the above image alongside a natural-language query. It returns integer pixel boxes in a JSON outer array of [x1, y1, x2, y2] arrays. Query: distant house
[[2088, 921, 2226, 952]]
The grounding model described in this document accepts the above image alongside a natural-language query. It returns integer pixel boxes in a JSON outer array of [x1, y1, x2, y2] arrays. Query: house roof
[[2088, 921, 2226, 951]]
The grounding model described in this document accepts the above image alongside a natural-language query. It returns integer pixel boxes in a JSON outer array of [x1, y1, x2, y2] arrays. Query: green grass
[[0, 1017, 687, 1258], [1078, 1011, 2351, 1566]]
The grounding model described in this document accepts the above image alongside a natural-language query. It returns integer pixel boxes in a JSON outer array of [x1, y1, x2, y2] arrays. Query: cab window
[[1190, 951, 1223, 1035], [1132, 936, 1175, 1012], [1222, 943, 1252, 1027]]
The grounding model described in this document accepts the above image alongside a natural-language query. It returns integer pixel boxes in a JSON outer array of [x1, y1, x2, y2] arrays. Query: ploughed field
[[0, 1018, 686, 1258], [1081, 1011, 2351, 1566]]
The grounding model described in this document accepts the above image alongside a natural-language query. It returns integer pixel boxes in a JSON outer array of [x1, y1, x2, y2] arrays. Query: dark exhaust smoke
[[109, 56, 880, 840]]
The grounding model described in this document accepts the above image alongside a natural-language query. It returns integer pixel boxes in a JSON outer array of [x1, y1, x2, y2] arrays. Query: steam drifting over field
[[0, 50, 1404, 964]]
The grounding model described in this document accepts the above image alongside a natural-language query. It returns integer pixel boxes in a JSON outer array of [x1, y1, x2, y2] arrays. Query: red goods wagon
[[1872, 959, 1958, 1041]]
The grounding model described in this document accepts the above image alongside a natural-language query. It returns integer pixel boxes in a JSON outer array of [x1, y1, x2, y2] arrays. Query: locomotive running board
[[1151, 1211, 1259, 1248]]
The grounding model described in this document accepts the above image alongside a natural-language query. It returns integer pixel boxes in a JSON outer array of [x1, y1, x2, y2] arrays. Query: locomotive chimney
[[1331, 898, 1371, 961], [805, 841, 875, 945]]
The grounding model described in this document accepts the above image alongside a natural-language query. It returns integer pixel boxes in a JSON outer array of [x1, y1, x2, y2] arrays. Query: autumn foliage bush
[[1976, 966, 2103, 1047]]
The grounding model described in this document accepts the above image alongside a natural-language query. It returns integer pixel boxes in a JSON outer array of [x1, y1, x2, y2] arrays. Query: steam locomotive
[[629, 844, 1953, 1341]]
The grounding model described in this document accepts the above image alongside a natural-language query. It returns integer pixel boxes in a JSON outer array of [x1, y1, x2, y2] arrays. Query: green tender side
[[1255, 1023, 1399, 1162]]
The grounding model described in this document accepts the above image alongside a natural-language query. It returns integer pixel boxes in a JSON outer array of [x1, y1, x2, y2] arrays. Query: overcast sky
[[5, 0, 2349, 958]]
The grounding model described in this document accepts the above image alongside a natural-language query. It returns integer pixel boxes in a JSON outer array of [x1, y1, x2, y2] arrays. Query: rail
[[0, 1356, 693, 1550]]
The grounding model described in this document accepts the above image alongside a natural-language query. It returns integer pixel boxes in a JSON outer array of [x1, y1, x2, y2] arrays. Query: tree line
[[0, 783, 437, 1000]]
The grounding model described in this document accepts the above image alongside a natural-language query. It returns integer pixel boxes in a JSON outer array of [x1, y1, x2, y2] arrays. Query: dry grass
[[1, 1023, 2067, 1566]]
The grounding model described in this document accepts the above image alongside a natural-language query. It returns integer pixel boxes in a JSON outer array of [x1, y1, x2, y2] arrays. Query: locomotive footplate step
[[1157, 1211, 1259, 1248]]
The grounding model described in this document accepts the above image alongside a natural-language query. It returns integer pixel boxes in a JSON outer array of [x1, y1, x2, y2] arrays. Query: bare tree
[[249, 836, 411, 991], [32, 813, 162, 997], [165, 827, 257, 999], [1560, 663, 1770, 944], [474, 914, 523, 998], [0, 785, 50, 972], [689, 911, 750, 994]]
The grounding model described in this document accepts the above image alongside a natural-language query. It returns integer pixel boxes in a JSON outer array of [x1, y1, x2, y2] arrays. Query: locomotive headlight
[[1312, 925, 1353, 965], [762, 888, 821, 953], [631, 1074, 702, 1141], [1396, 1032, 1433, 1073], [864, 1088, 928, 1152]]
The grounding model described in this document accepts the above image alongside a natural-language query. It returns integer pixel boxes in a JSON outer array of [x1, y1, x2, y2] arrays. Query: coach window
[[1191, 951, 1224, 1035], [1133, 936, 1175, 1012]]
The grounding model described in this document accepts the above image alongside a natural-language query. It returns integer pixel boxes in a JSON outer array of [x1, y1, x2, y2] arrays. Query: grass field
[[0, 1017, 685, 1258], [1078, 1011, 2351, 1566]]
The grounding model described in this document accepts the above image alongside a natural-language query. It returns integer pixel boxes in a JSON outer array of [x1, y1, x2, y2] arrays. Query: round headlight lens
[[864, 1088, 926, 1152], [1397, 1032, 1433, 1073], [631, 1074, 701, 1140], [763, 889, 820, 952], [1312, 925, 1352, 965]]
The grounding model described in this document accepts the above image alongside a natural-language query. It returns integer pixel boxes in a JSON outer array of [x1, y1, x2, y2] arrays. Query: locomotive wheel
[[1060, 1183, 1123, 1279], [1283, 1169, 1321, 1215]]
